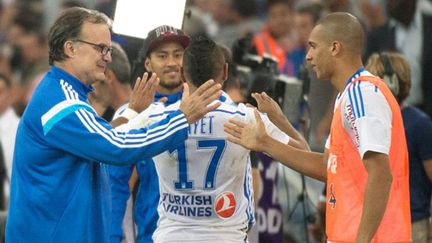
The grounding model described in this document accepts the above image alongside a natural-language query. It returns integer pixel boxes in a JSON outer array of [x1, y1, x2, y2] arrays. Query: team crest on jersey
[[327, 153, 337, 174], [214, 191, 236, 218]]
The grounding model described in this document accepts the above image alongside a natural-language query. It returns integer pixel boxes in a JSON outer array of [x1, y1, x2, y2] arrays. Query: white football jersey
[[325, 69, 392, 158], [147, 93, 289, 243]]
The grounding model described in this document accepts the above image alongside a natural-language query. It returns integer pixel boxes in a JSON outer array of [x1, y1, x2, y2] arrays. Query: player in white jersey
[[139, 37, 308, 243], [325, 68, 392, 157]]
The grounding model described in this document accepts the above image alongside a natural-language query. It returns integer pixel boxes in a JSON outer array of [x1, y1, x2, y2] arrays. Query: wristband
[[120, 108, 138, 120]]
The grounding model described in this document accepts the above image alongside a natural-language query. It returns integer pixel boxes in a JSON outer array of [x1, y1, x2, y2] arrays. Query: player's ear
[[331, 41, 342, 56], [144, 57, 152, 72], [222, 63, 228, 82], [64, 40, 76, 58]]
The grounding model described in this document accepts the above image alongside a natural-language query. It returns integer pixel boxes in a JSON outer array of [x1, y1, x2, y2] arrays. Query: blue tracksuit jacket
[[5, 66, 188, 243]]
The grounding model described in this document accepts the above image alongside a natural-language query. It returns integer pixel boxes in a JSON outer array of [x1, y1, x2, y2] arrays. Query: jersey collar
[[338, 67, 365, 99], [155, 90, 183, 106]]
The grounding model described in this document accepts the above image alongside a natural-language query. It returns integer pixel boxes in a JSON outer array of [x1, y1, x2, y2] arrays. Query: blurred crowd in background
[[1, 0, 432, 242]]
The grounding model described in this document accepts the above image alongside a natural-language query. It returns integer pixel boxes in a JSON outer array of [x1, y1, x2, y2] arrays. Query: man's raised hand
[[180, 79, 222, 124], [128, 72, 159, 113], [224, 109, 269, 151]]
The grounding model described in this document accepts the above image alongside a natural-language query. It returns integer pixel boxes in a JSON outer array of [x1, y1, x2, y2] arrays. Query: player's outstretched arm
[[180, 80, 222, 124], [224, 109, 326, 181]]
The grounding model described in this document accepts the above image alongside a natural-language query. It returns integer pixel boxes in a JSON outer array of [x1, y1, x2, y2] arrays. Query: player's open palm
[[180, 80, 222, 124], [128, 72, 159, 113], [224, 109, 268, 152]]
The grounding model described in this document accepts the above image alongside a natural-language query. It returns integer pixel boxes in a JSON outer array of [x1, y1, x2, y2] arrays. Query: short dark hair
[[48, 7, 111, 65], [182, 36, 225, 88], [317, 12, 364, 55], [107, 42, 131, 85]]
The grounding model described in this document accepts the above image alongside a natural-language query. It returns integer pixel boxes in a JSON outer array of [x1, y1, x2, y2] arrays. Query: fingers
[[197, 83, 222, 101], [146, 77, 159, 95], [186, 102, 221, 124], [194, 79, 215, 96], [187, 80, 221, 105], [252, 93, 264, 108], [141, 72, 149, 81], [226, 135, 241, 146], [253, 92, 273, 109], [182, 83, 190, 99], [158, 97, 168, 103], [144, 74, 159, 103], [139, 72, 149, 87], [180, 81, 222, 124], [189, 83, 222, 119], [262, 92, 276, 105], [224, 121, 243, 138], [252, 92, 272, 102], [142, 73, 154, 89], [133, 75, 142, 91], [133, 72, 152, 95], [128, 72, 159, 113], [146, 72, 157, 83], [200, 88, 222, 107], [204, 101, 221, 113], [251, 92, 259, 100], [262, 92, 271, 99], [227, 118, 246, 128], [253, 109, 264, 126]]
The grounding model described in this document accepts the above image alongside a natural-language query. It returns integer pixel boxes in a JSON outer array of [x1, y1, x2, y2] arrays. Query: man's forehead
[[311, 24, 323, 34], [81, 21, 109, 32], [151, 41, 185, 53], [80, 22, 111, 42], [310, 25, 327, 39]]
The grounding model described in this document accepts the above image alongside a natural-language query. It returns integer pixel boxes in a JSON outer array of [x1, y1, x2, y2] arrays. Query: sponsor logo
[[214, 191, 236, 218], [160, 193, 213, 217], [327, 153, 337, 174], [345, 104, 360, 148]]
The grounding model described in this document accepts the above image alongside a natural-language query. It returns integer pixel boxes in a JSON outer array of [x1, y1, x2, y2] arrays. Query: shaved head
[[306, 12, 365, 87], [316, 12, 364, 55]]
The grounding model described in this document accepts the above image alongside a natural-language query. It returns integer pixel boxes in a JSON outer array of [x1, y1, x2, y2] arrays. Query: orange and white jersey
[[325, 69, 392, 158], [325, 70, 411, 242]]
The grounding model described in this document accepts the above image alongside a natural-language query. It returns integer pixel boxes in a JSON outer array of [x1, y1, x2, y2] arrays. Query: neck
[[331, 56, 364, 92], [55, 62, 89, 85], [157, 84, 183, 95]]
